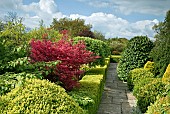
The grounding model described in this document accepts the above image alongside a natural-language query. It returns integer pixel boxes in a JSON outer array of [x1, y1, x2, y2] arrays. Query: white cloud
[[69, 12, 158, 39], [0, 0, 63, 28], [76, 0, 170, 15], [0, 0, 160, 39]]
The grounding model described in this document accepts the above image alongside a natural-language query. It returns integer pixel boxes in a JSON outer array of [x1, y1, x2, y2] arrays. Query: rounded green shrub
[[117, 36, 153, 81], [146, 95, 170, 114], [0, 79, 85, 114], [74, 37, 111, 66], [136, 78, 166, 113], [133, 78, 155, 97], [144, 61, 154, 74], [127, 68, 154, 90]]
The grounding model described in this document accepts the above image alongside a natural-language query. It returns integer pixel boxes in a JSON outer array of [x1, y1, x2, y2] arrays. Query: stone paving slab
[[97, 63, 137, 114]]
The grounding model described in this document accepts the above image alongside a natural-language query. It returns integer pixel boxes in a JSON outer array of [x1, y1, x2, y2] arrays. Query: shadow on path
[[97, 63, 138, 114]]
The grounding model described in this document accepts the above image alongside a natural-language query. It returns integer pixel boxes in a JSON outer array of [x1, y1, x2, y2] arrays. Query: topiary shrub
[[136, 78, 166, 113], [146, 95, 170, 114], [0, 79, 85, 114], [127, 68, 154, 91], [144, 61, 154, 74], [74, 37, 111, 66], [162, 64, 170, 84], [117, 36, 153, 81]]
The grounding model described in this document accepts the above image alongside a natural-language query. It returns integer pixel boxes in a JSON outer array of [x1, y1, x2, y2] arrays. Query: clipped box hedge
[[69, 57, 109, 114], [110, 55, 121, 63], [0, 79, 85, 114], [69, 74, 104, 114]]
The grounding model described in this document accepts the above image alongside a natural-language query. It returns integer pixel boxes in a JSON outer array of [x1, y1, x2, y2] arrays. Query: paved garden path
[[97, 63, 137, 114]]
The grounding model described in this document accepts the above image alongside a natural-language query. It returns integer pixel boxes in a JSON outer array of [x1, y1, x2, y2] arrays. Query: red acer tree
[[29, 34, 98, 90]]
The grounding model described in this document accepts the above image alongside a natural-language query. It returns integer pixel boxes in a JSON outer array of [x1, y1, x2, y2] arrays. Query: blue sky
[[0, 0, 169, 39]]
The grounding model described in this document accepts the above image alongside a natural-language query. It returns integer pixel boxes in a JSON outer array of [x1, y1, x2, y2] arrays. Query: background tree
[[51, 18, 92, 37], [106, 37, 128, 55], [0, 12, 27, 71], [93, 30, 105, 41], [150, 10, 170, 77], [77, 29, 95, 38]]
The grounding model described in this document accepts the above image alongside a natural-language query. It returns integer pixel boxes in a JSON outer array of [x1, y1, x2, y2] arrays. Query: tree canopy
[[150, 10, 170, 77], [51, 18, 92, 37]]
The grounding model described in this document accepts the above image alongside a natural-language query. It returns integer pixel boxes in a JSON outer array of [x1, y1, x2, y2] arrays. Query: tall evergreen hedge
[[117, 36, 153, 81], [150, 10, 170, 77]]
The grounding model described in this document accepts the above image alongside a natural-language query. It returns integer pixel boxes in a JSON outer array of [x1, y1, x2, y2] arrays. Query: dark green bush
[[74, 37, 110, 66], [127, 68, 154, 90], [135, 78, 166, 113], [117, 36, 153, 81], [0, 79, 85, 114], [0, 72, 37, 95], [146, 95, 170, 114], [69, 75, 104, 114]]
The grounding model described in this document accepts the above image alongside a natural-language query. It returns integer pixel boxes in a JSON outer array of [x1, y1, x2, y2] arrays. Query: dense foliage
[[150, 10, 170, 77], [117, 36, 153, 81], [133, 78, 155, 97], [146, 95, 170, 114], [135, 78, 165, 113], [127, 68, 154, 90], [74, 37, 110, 66], [0, 79, 85, 114], [0, 72, 37, 96]]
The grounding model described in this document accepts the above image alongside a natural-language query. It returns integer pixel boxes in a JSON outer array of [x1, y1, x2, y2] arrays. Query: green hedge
[[69, 74, 104, 114], [0, 79, 84, 114], [117, 36, 153, 81], [74, 37, 110, 66], [127, 68, 154, 91], [69, 57, 109, 114], [110, 55, 121, 63]]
